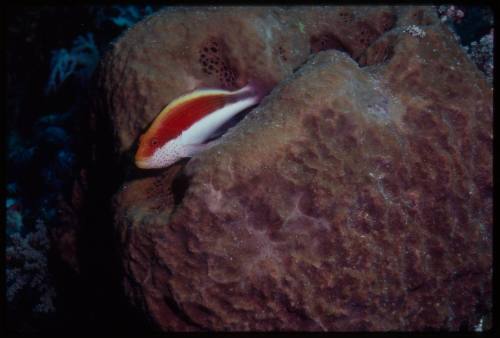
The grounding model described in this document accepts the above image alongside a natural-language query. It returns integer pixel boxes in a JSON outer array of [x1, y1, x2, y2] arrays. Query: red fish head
[[135, 133, 162, 168]]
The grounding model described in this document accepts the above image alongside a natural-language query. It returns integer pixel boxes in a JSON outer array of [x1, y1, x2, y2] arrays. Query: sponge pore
[[198, 38, 238, 89], [310, 33, 347, 54]]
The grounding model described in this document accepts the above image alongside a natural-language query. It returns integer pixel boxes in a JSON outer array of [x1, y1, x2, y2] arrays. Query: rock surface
[[98, 6, 492, 331]]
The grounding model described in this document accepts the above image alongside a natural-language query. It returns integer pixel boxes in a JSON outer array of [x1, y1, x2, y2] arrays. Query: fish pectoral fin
[[183, 139, 222, 157]]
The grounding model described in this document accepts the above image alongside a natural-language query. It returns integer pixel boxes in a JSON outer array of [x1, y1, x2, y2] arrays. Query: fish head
[[135, 133, 181, 169]]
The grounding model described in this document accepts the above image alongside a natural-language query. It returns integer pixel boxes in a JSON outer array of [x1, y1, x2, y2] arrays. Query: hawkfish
[[135, 83, 261, 169]]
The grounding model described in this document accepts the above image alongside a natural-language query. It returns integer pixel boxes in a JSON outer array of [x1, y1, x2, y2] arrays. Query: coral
[[6, 205, 23, 235], [109, 5, 154, 28], [437, 5, 464, 23], [6, 198, 16, 209], [36, 126, 70, 146], [403, 25, 426, 38], [45, 33, 99, 94], [463, 30, 494, 84], [39, 197, 57, 223], [6, 3, 494, 332], [7, 182, 18, 194], [56, 149, 76, 174], [6, 219, 56, 313], [36, 111, 73, 127], [100, 6, 491, 331], [41, 168, 64, 191], [6, 5, 164, 331], [8, 132, 36, 169]]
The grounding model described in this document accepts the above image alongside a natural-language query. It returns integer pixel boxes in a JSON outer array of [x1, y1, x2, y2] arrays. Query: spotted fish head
[[135, 134, 181, 169]]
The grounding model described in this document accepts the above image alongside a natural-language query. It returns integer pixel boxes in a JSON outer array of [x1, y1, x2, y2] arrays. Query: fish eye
[[150, 138, 158, 147]]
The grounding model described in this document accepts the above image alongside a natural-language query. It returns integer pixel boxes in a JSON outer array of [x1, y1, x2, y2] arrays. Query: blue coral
[[8, 132, 36, 170], [7, 5, 160, 326], [56, 149, 76, 173], [109, 5, 153, 27], [45, 33, 99, 94], [37, 126, 70, 146]]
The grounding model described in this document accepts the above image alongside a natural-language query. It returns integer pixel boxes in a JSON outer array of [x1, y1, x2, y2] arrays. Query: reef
[[97, 6, 492, 331]]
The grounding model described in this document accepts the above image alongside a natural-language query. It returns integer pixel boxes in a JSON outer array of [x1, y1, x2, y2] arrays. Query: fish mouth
[[135, 157, 152, 169]]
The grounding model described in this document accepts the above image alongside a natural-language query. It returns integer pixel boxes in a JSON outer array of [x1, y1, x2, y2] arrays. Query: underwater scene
[[5, 5, 493, 333]]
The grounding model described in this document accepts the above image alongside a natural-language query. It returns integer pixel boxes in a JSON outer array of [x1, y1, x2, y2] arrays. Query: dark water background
[[4, 5, 494, 334]]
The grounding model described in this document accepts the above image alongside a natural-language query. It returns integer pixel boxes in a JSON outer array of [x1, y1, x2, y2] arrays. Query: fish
[[135, 83, 261, 169]]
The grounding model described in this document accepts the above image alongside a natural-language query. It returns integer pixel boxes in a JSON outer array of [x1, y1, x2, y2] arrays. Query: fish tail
[[234, 83, 256, 95], [245, 78, 275, 101], [233, 79, 267, 101]]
